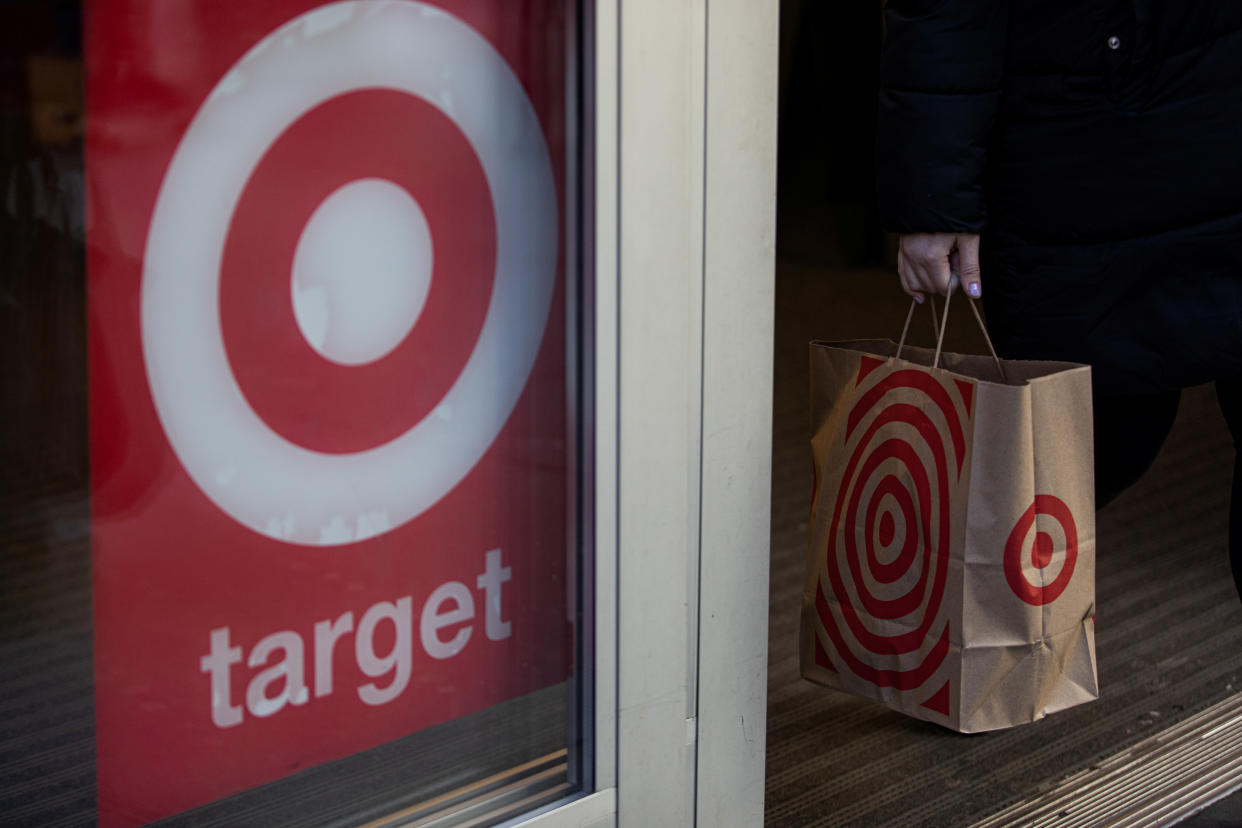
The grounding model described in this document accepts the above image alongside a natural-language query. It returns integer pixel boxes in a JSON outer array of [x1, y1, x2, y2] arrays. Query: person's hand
[[897, 233, 982, 303]]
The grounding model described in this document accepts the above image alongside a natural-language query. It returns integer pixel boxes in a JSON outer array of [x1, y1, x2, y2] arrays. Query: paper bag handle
[[896, 285, 1008, 382]]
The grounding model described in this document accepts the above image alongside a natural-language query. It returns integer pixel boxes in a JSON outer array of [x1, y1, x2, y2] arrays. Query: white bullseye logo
[[291, 178, 434, 367], [141, 0, 558, 546]]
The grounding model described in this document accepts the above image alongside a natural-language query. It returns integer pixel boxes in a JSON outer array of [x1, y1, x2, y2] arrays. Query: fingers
[[956, 234, 983, 298], [896, 248, 925, 304], [923, 248, 954, 296], [897, 233, 983, 300], [898, 238, 934, 300], [898, 233, 954, 297]]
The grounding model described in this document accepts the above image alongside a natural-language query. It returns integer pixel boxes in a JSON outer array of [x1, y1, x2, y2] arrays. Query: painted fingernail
[[967, 282, 982, 298], [914, 295, 925, 304]]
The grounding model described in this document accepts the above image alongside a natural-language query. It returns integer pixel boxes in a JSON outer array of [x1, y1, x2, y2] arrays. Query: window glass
[[0, 1, 589, 824]]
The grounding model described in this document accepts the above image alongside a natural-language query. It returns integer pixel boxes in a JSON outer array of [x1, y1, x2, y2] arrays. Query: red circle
[[864, 473, 918, 586], [1004, 495, 1078, 606], [847, 436, 938, 621], [219, 89, 497, 453], [1033, 532, 1055, 569], [878, 511, 896, 548]]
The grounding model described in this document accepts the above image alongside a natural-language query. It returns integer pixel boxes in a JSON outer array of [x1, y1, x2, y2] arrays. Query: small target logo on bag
[[813, 357, 976, 717], [1004, 495, 1078, 606], [140, 0, 557, 547]]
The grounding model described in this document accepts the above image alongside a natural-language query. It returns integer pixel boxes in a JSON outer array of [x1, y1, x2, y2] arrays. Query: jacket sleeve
[[876, 0, 1010, 234]]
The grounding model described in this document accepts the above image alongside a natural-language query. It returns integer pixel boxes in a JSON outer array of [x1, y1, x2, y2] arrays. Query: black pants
[[1097, 379, 1242, 602]]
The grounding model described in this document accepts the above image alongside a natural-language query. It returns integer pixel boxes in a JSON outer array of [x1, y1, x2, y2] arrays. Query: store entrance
[[766, 2, 1242, 825]]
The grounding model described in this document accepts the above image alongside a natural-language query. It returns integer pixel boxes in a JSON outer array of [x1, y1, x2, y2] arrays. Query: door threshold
[[971, 692, 1242, 827]]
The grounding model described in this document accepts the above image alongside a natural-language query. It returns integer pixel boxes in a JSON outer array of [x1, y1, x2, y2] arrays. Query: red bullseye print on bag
[[808, 356, 975, 721], [803, 340, 1099, 732], [86, 1, 571, 824]]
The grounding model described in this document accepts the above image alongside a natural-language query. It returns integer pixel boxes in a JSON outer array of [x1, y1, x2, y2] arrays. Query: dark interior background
[[777, 0, 884, 269]]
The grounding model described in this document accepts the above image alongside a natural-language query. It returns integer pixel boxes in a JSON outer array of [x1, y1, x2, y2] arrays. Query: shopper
[[876, 1, 1242, 599]]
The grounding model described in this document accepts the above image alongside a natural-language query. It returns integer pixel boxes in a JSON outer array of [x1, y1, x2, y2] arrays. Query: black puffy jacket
[[877, 2, 1242, 393]]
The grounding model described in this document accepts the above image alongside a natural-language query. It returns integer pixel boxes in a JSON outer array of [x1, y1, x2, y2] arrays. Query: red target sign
[[87, 1, 571, 824], [141, 3, 556, 544], [812, 357, 975, 717], [1004, 495, 1079, 606]]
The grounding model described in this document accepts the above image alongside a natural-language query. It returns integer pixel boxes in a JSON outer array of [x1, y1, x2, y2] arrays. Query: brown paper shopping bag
[[801, 295, 1099, 732]]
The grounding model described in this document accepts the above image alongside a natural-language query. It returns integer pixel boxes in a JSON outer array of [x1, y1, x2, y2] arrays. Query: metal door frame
[[514, 1, 778, 825]]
